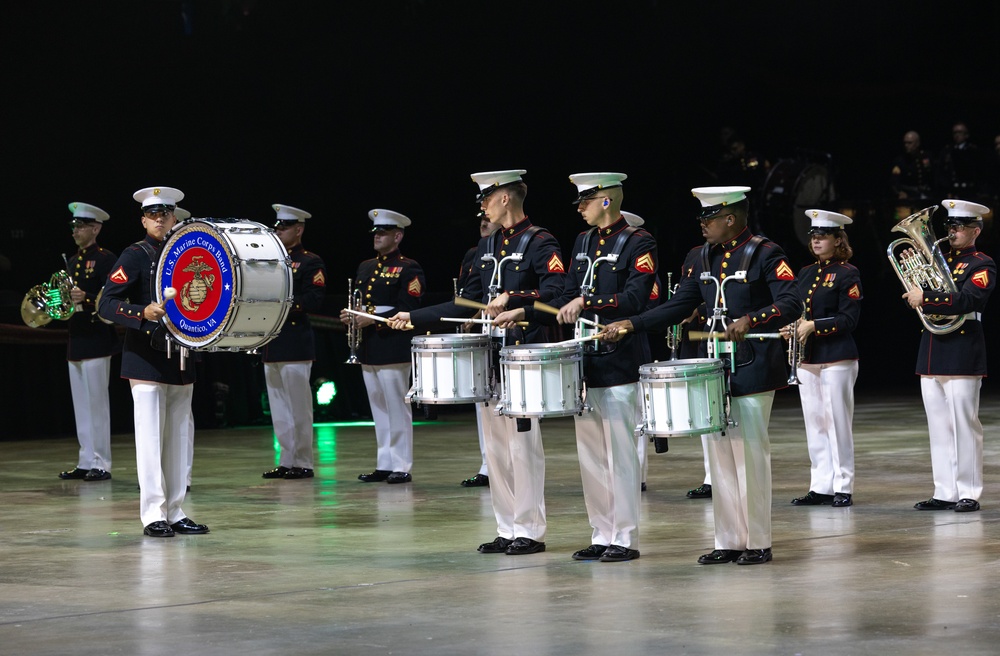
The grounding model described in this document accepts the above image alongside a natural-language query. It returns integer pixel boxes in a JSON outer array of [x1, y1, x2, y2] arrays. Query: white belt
[[374, 305, 394, 314], [964, 312, 981, 322]]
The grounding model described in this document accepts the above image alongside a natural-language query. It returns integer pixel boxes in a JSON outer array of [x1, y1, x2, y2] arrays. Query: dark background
[[2, 1, 999, 436]]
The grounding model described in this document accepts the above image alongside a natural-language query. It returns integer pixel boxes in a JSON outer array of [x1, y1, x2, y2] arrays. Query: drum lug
[[493, 400, 505, 417], [405, 387, 416, 404]]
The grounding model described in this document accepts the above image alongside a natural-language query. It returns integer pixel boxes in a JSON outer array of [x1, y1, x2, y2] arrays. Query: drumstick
[[553, 329, 630, 347], [439, 317, 530, 328], [343, 307, 414, 330], [159, 287, 176, 309], [454, 296, 489, 311], [688, 330, 785, 341], [533, 301, 560, 315]]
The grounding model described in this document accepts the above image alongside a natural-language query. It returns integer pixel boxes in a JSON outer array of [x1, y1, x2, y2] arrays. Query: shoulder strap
[[513, 225, 542, 256], [609, 226, 638, 258], [700, 242, 711, 274], [578, 227, 598, 258], [738, 235, 766, 273]]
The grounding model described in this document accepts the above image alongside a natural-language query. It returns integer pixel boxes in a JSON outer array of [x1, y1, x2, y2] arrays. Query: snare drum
[[498, 343, 583, 418], [639, 358, 727, 437], [408, 333, 492, 404], [155, 218, 293, 351]]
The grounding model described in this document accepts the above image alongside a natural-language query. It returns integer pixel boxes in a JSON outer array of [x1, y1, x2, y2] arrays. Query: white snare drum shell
[[499, 343, 583, 418], [410, 333, 491, 404], [639, 358, 726, 437]]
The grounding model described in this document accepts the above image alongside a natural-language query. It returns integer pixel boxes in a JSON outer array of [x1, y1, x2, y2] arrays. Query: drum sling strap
[[580, 225, 638, 356], [486, 226, 542, 433], [135, 239, 169, 351]]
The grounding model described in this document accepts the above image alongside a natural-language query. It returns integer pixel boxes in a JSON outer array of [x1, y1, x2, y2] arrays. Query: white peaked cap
[[68, 202, 110, 222], [470, 169, 527, 201], [620, 210, 644, 227], [133, 186, 184, 208], [272, 204, 312, 222], [174, 207, 192, 221], [941, 199, 990, 220], [368, 208, 411, 229], [805, 209, 852, 229]]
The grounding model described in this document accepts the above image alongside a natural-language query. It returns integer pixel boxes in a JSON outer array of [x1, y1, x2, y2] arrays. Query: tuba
[[20, 271, 77, 328], [887, 205, 965, 335], [345, 278, 362, 364]]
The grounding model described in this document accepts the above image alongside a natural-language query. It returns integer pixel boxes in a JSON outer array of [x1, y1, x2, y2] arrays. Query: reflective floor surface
[[1, 391, 999, 655]]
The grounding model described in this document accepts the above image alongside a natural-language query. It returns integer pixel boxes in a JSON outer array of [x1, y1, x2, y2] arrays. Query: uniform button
[[724, 252, 731, 259], [599, 239, 606, 246], [720, 273, 727, 279], [504, 240, 510, 245], [595, 250, 602, 256], [815, 276, 820, 281], [722, 262, 728, 268], [500, 251, 506, 256]]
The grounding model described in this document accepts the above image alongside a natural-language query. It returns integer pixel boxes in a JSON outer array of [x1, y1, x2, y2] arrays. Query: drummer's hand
[[493, 307, 525, 329], [386, 312, 412, 330], [601, 320, 633, 343], [679, 307, 700, 326], [143, 302, 166, 321], [485, 292, 509, 318], [796, 319, 816, 342], [556, 297, 585, 325], [70, 286, 86, 304], [725, 315, 751, 341], [903, 287, 923, 310]]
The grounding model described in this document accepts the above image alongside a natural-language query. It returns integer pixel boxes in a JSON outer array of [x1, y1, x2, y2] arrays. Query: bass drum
[[155, 218, 293, 351], [759, 158, 835, 249]]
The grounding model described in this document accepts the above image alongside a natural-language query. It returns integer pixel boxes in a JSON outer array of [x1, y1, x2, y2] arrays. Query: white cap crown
[[174, 207, 192, 221], [569, 172, 627, 203], [272, 204, 312, 222], [133, 186, 184, 208], [805, 209, 852, 229], [368, 208, 411, 229], [68, 202, 110, 223], [941, 199, 990, 221]]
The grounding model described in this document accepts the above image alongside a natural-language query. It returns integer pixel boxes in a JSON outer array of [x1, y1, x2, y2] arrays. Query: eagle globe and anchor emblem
[[157, 222, 236, 347]]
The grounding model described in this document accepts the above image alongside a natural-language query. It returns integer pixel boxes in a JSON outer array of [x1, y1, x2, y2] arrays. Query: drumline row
[[407, 331, 725, 439]]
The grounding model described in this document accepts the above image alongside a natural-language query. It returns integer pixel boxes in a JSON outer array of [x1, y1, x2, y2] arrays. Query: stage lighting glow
[[316, 380, 337, 406]]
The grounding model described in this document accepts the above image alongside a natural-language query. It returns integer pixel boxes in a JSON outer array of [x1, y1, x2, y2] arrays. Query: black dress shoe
[[59, 467, 89, 480], [506, 537, 546, 555], [460, 473, 490, 487], [143, 521, 175, 538], [832, 493, 853, 507], [358, 469, 391, 482], [954, 498, 981, 512], [572, 544, 608, 560], [262, 466, 290, 479], [687, 484, 712, 499], [284, 467, 314, 479], [170, 517, 210, 534], [736, 548, 772, 565], [386, 472, 412, 484], [477, 536, 513, 554], [84, 468, 112, 481], [697, 549, 742, 564], [914, 497, 957, 510], [599, 545, 640, 562], [791, 491, 834, 506]]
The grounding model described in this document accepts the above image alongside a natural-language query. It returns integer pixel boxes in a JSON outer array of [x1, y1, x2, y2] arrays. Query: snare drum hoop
[[410, 332, 493, 404], [156, 219, 239, 348], [411, 333, 492, 351]]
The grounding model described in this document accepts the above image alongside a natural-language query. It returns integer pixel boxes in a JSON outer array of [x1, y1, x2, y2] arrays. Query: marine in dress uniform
[[261, 204, 327, 480], [59, 202, 119, 482], [891, 131, 934, 200], [604, 186, 799, 565], [390, 169, 566, 555], [786, 210, 862, 508], [340, 209, 424, 485], [98, 186, 208, 538], [526, 173, 656, 562], [457, 214, 500, 488], [904, 199, 995, 513]]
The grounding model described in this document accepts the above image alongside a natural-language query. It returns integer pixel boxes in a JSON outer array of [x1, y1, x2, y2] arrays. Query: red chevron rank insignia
[[110, 266, 128, 284], [312, 270, 326, 286], [848, 283, 861, 299], [408, 276, 423, 296], [547, 253, 564, 273], [972, 270, 990, 289], [649, 281, 660, 300], [635, 252, 655, 273], [775, 260, 794, 280]]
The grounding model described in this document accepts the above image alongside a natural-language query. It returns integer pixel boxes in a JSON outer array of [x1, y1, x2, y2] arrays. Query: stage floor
[[2, 391, 999, 655]]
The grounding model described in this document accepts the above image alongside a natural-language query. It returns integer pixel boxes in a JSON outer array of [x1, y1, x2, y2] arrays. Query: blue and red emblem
[[156, 222, 236, 347]]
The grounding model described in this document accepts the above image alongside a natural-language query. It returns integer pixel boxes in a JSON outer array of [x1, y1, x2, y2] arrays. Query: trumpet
[[785, 304, 808, 386], [887, 205, 965, 335], [663, 272, 682, 359], [20, 270, 77, 328], [345, 277, 362, 364]]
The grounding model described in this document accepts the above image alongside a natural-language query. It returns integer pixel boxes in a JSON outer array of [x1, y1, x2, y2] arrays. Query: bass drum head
[[155, 219, 239, 349], [759, 159, 835, 249]]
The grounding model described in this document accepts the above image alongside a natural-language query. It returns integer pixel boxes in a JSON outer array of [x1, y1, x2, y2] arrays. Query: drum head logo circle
[[156, 222, 235, 346]]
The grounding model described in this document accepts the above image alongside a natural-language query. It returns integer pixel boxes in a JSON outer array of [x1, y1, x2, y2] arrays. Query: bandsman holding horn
[[603, 186, 798, 565], [341, 209, 424, 485], [785, 209, 862, 509], [388, 170, 565, 555], [903, 200, 994, 512]]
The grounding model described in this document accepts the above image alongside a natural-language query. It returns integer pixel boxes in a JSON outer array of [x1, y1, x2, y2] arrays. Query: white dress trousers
[[361, 363, 413, 473], [130, 381, 193, 527], [576, 384, 641, 549], [706, 391, 774, 550], [474, 406, 489, 477], [921, 375, 983, 502], [797, 360, 859, 495], [479, 402, 546, 541], [68, 356, 112, 471], [633, 382, 647, 485], [264, 361, 315, 469]]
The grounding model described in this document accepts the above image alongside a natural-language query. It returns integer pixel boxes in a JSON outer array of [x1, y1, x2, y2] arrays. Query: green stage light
[[316, 379, 337, 406]]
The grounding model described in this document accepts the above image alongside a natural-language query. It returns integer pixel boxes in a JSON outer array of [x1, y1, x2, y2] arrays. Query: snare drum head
[[411, 333, 491, 349], [155, 219, 242, 348], [640, 358, 723, 379]]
